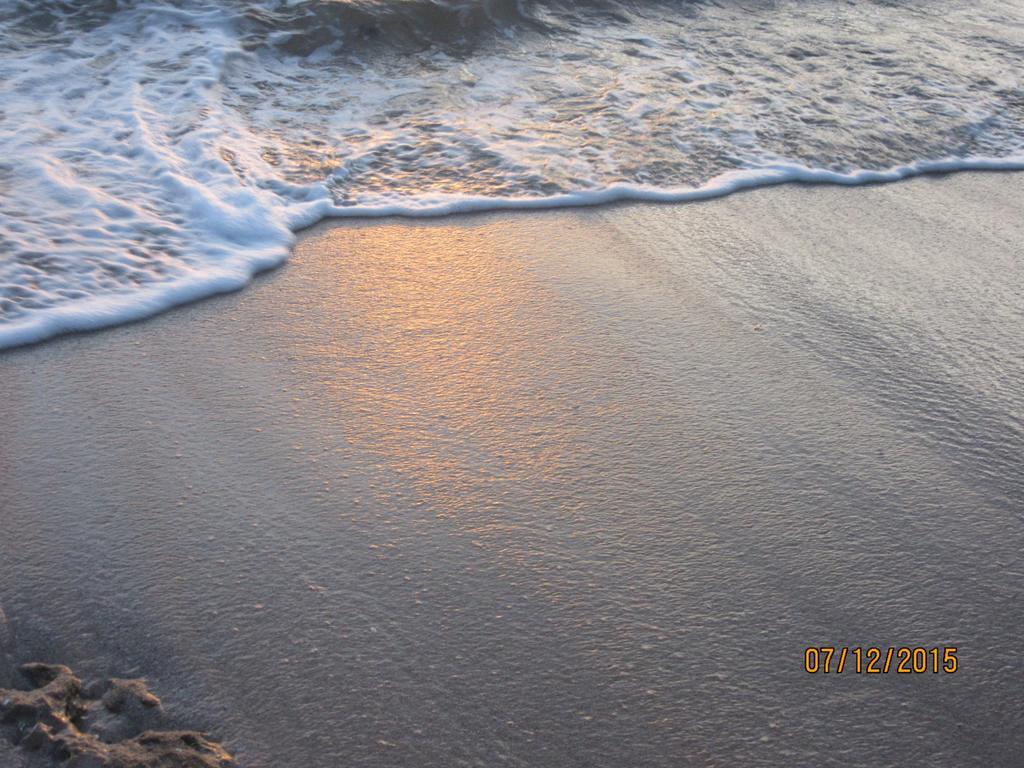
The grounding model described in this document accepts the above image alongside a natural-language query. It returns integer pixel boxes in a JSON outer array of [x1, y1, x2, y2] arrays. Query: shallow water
[[2, 175, 1023, 766], [2, 0, 1024, 345]]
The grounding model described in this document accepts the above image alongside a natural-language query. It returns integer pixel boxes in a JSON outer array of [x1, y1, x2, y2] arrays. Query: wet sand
[[2, 172, 1023, 767]]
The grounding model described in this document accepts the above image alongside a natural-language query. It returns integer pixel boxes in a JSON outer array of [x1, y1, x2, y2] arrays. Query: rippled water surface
[[1, 0, 1024, 345], [2, 176, 1023, 767]]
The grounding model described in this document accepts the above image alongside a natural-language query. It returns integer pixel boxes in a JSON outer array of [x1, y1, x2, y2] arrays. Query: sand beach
[[2, 172, 1023, 766]]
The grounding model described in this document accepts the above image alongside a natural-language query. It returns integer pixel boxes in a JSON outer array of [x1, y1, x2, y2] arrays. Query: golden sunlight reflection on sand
[[283, 220, 621, 539]]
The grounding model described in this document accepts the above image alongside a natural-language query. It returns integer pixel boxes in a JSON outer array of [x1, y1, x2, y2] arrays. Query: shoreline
[[3, 171, 1023, 767], [3, 162, 1024, 352]]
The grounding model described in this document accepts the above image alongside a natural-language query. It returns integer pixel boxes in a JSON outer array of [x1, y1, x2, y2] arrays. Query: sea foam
[[2, 0, 1023, 349]]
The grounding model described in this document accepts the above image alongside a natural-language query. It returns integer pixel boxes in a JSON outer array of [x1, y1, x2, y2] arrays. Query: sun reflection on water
[[288, 220, 605, 539]]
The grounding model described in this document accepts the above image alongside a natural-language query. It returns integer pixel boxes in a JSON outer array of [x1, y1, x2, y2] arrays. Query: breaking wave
[[1, 0, 1023, 347]]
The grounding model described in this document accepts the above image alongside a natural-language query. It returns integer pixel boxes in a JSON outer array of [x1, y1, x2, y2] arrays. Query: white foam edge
[[2, 154, 1022, 351]]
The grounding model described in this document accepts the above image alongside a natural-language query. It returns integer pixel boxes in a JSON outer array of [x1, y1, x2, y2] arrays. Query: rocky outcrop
[[0, 663, 231, 767]]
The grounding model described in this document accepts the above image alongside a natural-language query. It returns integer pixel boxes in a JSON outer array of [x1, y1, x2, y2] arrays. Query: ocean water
[[1, 0, 1023, 347]]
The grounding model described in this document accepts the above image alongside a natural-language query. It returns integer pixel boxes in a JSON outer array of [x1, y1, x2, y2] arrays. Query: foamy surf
[[2, 0, 1023, 349]]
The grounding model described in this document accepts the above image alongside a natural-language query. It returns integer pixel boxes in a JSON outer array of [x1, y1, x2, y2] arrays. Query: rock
[[127, 731, 233, 764], [21, 723, 56, 751], [0, 663, 231, 767], [0, 664, 82, 727], [97, 678, 162, 713], [80, 676, 164, 742]]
